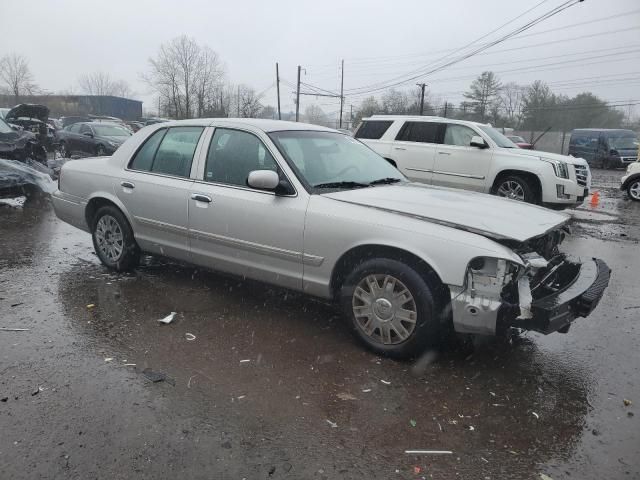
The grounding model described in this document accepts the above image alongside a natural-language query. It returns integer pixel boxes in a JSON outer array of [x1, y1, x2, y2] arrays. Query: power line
[[343, 0, 584, 95]]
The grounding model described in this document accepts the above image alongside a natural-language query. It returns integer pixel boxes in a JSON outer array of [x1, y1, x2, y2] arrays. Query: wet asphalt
[[0, 169, 638, 480]]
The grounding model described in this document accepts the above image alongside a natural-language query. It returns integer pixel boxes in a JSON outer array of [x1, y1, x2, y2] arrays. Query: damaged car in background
[[3, 104, 52, 161], [52, 119, 611, 358]]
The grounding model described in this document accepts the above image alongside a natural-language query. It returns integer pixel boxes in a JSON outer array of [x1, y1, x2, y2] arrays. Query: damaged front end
[[450, 228, 611, 336]]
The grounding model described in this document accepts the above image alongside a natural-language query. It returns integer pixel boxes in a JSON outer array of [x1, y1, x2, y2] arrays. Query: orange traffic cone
[[590, 191, 600, 207]]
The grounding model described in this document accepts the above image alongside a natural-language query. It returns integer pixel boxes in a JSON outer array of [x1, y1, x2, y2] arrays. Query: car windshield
[[269, 130, 405, 190], [92, 124, 131, 137], [479, 125, 519, 148], [609, 135, 638, 150], [0, 118, 13, 134], [0, 108, 9, 120]]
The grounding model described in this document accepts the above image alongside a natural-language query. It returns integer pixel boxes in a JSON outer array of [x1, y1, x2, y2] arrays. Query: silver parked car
[[52, 119, 610, 358]]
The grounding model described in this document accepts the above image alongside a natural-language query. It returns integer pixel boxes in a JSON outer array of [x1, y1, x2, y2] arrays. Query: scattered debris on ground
[[157, 312, 176, 324], [404, 450, 453, 455], [142, 368, 176, 386], [0, 327, 29, 332], [185, 333, 196, 341], [326, 419, 338, 428]]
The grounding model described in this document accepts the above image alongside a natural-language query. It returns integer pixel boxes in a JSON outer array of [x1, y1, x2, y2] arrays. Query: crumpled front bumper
[[509, 258, 611, 334]]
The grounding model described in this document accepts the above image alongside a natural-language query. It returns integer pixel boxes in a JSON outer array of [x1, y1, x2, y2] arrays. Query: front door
[[432, 124, 492, 191], [115, 125, 206, 262], [391, 121, 443, 184], [188, 127, 307, 291]]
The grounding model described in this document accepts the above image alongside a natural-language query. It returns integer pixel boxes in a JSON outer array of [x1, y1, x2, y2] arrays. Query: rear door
[[115, 126, 206, 262], [65, 124, 83, 154], [78, 124, 96, 155], [431, 123, 492, 191], [390, 121, 443, 183]]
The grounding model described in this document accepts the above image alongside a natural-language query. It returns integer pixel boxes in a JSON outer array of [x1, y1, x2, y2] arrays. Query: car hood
[[322, 183, 569, 242], [504, 148, 587, 166], [6, 104, 49, 123]]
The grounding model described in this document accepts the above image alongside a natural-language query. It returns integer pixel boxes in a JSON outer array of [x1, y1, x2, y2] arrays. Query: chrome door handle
[[394, 146, 407, 151], [438, 151, 451, 155], [121, 181, 135, 188], [191, 193, 212, 203]]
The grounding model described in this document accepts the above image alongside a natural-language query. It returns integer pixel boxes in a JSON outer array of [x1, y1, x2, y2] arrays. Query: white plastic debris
[[532, 412, 540, 419], [240, 359, 251, 363], [362, 389, 372, 393], [0, 328, 30, 332], [185, 333, 196, 341], [157, 312, 177, 324], [404, 450, 453, 455], [326, 419, 338, 428], [104, 358, 113, 362], [380, 379, 391, 385]]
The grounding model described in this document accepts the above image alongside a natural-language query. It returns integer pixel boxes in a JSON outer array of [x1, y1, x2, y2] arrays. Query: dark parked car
[[569, 129, 639, 169], [56, 122, 132, 158], [0, 117, 47, 162], [60, 116, 91, 128]]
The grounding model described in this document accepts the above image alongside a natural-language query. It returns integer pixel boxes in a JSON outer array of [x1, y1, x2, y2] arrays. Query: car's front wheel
[[340, 258, 440, 358], [91, 205, 140, 271], [627, 179, 640, 202], [493, 175, 537, 203]]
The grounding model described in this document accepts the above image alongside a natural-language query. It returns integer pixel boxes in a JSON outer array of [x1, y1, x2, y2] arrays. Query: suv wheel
[[91, 205, 140, 271], [628, 179, 640, 202], [340, 258, 440, 358], [493, 175, 537, 203]]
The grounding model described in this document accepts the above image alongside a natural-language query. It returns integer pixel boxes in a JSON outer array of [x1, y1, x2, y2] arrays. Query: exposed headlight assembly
[[467, 257, 523, 294], [541, 157, 569, 179]]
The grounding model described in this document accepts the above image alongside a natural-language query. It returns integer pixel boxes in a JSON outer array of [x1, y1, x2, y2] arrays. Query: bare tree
[[499, 82, 525, 127], [78, 71, 133, 98], [0, 53, 38, 97], [144, 36, 227, 119], [382, 88, 409, 114], [304, 105, 327, 125], [235, 85, 263, 118]]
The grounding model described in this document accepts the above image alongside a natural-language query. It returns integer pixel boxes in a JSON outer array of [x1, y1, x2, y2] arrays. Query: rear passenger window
[[129, 129, 166, 172], [443, 124, 476, 147], [396, 122, 441, 144], [151, 127, 204, 177], [129, 126, 204, 177], [355, 120, 393, 139]]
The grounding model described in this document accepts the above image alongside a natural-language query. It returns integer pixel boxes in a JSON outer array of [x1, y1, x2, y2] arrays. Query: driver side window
[[204, 128, 278, 187], [80, 124, 92, 135], [443, 124, 476, 147]]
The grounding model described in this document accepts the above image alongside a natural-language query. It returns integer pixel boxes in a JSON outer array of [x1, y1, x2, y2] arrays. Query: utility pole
[[443, 102, 448, 118], [237, 85, 240, 117], [350, 104, 353, 130], [295, 65, 301, 122], [416, 83, 427, 115], [276, 62, 281, 120], [339, 59, 344, 128]]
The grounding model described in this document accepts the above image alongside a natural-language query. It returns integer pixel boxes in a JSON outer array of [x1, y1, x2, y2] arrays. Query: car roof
[[151, 118, 341, 133], [365, 114, 490, 127], [571, 128, 636, 133]]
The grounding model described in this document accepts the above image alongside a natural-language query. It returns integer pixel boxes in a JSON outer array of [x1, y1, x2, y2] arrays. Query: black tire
[[91, 205, 140, 271], [627, 179, 640, 202], [339, 258, 440, 359], [59, 141, 70, 158], [492, 174, 538, 204], [96, 144, 106, 156]]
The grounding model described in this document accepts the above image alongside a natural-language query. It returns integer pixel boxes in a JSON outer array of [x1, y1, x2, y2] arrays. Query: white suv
[[356, 115, 591, 209]]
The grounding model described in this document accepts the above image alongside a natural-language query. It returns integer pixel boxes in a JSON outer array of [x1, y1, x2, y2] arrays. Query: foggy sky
[[2, 0, 639, 119]]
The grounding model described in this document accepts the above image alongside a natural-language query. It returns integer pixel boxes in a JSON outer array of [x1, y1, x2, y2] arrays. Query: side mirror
[[83, 132, 94, 138], [470, 135, 488, 149], [247, 170, 280, 190]]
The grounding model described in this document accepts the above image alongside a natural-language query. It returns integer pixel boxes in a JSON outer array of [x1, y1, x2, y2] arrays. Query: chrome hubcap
[[352, 274, 417, 345], [95, 215, 124, 262], [629, 181, 640, 200], [497, 180, 525, 201]]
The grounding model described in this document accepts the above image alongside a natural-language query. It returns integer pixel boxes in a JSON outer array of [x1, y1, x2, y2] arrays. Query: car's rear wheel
[[627, 180, 640, 201], [91, 205, 139, 271], [96, 144, 106, 156], [340, 258, 440, 358], [59, 141, 70, 158], [493, 175, 537, 203]]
